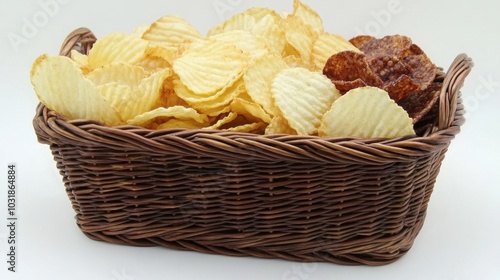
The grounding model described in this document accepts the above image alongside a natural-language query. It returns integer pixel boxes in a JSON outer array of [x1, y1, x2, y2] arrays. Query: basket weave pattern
[[33, 28, 473, 265]]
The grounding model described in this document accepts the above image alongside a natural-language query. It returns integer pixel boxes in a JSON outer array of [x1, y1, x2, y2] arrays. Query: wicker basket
[[33, 28, 473, 265]]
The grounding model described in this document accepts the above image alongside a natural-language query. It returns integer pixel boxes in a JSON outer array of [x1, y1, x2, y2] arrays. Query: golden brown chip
[[397, 82, 442, 123], [360, 35, 413, 61], [349, 35, 375, 49]]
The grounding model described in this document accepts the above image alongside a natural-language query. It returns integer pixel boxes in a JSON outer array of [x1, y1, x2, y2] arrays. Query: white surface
[[1, 0, 499, 279]]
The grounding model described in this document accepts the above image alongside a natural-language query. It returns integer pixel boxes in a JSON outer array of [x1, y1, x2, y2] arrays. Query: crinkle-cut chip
[[265, 116, 297, 135], [131, 24, 150, 38], [70, 50, 88, 67], [224, 122, 266, 133], [96, 83, 141, 121], [282, 15, 316, 63], [242, 7, 283, 23], [251, 13, 286, 55], [30, 55, 122, 126], [146, 44, 178, 64], [312, 33, 362, 71], [205, 112, 239, 130], [244, 54, 288, 117], [142, 15, 202, 46], [135, 55, 171, 73], [209, 30, 269, 60], [360, 35, 413, 60], [272, 68, 341, 135], [127, 106, 209, 127], [369, 55, 411, 84], [323, 51, 383, 93], [384, 74, 421, 102], [87, 33, 149, 70], [283, 55, 314, 70], [349, 35, 375, 49], [207, 13, 256, 36], [319, 87, 415, 139], [230, 97, 272, 123], [172, 39, 248, 95], [402, 54, 437, 89], [397, 82, 442, 123], [156, 118, 208, 130], [86, 63, 149, 87], [292, 0, 324, 35]]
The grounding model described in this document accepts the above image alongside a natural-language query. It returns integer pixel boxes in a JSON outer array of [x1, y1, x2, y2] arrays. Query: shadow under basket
[[33, 28, 473, 265]]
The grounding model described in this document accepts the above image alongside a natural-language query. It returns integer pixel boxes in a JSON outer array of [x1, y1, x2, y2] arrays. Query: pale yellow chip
[[135, 55, 171, 73], [131, 24, 151, 38], [272, 68, 341, 135], [70, 50, 88, 67], [250, 13, 286, 55], [172, 39, 248, 95], [142, 15, 202, 46], [312, 33, 362, 71], [86, 63, 149, 87], [265, 116, 297, 135], [87, 33, 149, 70], [209, 30, 269, 60], [319, 87, 415, 139], [282, 15, 316, 62], [207, 13, 256, 37], [292, 0, 324, 35], [282, 55, 315, 70], [156, 118, 208, 130], [224, 122, 266, 133], [204, 112, 239, 130], [230, 97, 272, 123], [30, 55, 122, 126], [243, 54, 288, 117], [127, 106, 209, 127]]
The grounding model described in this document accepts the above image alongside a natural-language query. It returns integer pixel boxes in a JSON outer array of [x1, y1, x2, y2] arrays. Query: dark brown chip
[[384, 75, 421, 102], [332, 79, 368, 94], [349, 35, 376, 49], [402, 54, 437, 90], [397, 82, 442, 122], [323, 51, 383, 94], [360, 35, 413, 60], [368, 55, 411, 84]]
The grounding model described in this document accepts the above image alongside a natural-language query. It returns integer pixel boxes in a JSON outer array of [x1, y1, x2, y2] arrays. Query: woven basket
[[33, 28, 473, 265]]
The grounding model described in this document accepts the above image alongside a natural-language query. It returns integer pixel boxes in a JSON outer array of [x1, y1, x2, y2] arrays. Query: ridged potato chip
[[209, 30, 269, 60], [86, 63, 149, 87], [205, 112, 239, 130], [292, 0, 324, 35], [243, 54, 287, 117], [312, 33, 361, 71], [127, 106, 208, 128], [156, 118, 208, 130], [282, 15, 316, 63], [142, 15, 202, 46], [250, 13, 286, 55], [272, 68, 341, 135], [87, 33, 149, 69], [224, 122, 266, 133], [30, 55, 122, 126], [319, 87, 415, 138], [173, 39, 248, 95], [265, 116, 297, 135], [230, 97, 272, 123]]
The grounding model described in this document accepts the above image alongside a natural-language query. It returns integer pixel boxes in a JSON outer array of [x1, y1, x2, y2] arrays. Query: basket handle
[[438, 54, 474, 130], [59, 27, 96, 56]]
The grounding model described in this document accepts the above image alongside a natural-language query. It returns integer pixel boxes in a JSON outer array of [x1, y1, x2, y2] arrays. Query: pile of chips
[[30, 0, 439, 139]]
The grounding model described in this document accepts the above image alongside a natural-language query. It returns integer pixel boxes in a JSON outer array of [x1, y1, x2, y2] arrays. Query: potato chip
[[292, 0, 324, 35], [209, 30, 269, 60], [272, 68, 341, 135], [87, 33, 149, 69], [283, 55, 315, 70], [96, 83, 140, 121], [323, 51, 383, 94], [204, 112, 239, 130], [360, 35, 413, 61], [131, 24, 151, 38], [135, 55, 171, 73], [86, 63, 149, 87], [312, 33, 361, 71], [156, 118, 208, 130], [127, 106, 208, 127], [207, 13, 256, 36], [172, 39, 248, 95], [224, 122, 266, 133], [70, 50, 88, 67], [348, 35, 375, 49], [230, 97, 272, 123], [30, 55, 122, 126], [243, 54, 288, 117], [265, 116, 297, 135], [319, 87, 415, 138], [282, 15, 316, 62], [250, 13, 286, 55], [142, 15, 202, 46], [397, 82, 442, 122]]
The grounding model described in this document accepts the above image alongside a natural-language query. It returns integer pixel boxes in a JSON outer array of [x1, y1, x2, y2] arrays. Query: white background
[[1, 0, 499, 279]]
